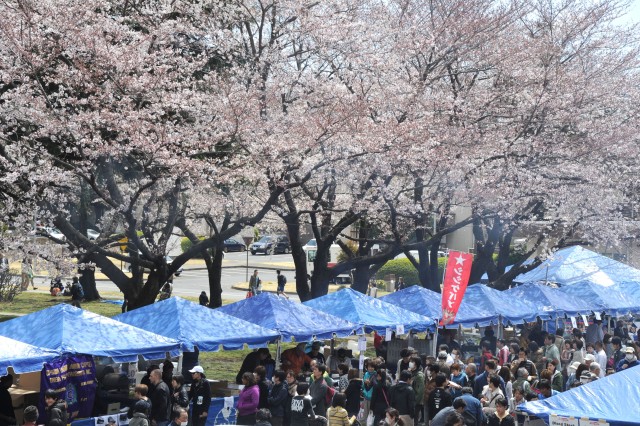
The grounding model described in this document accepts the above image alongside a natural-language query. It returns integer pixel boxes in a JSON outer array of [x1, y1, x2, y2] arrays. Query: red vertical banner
[[440, 251, 473, 326]]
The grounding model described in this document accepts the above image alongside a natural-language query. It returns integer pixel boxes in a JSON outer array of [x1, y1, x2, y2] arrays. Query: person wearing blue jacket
[[454, 387, 486, 426], [616, 347, 640, 372]]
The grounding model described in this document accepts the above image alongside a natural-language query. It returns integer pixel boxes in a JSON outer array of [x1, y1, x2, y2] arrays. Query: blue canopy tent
[[558, 281, 640, 316], [303, 288, 435, 333], [0, 304, 180, 362], [612, 281, 640, 308], [114, 297, 280, 351], [217, 293, 359, 341], [514, 245, 640, 286], [379, 285, 493, 327], [0, 335, 61, 375], [460, 284, 539, 325], [504, 282, 594, 319], [519, 364, 640, 425]]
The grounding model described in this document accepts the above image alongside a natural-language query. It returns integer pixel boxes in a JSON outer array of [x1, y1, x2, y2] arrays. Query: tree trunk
[[282, 209, 310, 302], [351, 264, 370, 293], [78, 265, 100, 301], [207, 248, 224, 308]]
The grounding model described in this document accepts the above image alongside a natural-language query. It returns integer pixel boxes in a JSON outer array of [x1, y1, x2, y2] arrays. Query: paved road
[[95, 251, 300, 302]]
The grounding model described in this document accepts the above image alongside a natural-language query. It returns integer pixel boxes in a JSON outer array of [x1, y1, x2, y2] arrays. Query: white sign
[[358, 354, 365, 370], [579, 419, 609, 426], [358, 336, 367, 351], [385, 328, 392, 341], [570, 317, 578, 329], [396, 324, 405, 335], [550, 414, 579, 426], [581, 315, 589, 326], [594, 312, 601, 321]]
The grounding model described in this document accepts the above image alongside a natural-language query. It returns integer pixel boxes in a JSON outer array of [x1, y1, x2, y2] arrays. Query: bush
[[0, 270, 22, 302], [180, 236, 206, 258], [375, 257, 447, 286]]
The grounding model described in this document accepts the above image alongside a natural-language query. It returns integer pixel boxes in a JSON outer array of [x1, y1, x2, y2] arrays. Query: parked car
[[87, 228, 100, 240], [127, 255, 184, 276], [42, 227, 66, 242], [302, 238, 317, 251], [250, 235, 291, 255], [223, 239, 246, 252]]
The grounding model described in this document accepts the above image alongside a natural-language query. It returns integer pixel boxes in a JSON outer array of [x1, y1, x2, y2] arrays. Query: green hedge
[[180, 236, 206, 258], [376, 257, 446, 286]]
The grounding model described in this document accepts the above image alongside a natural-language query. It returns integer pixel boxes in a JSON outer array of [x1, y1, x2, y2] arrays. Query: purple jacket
[[237, 384, 260, 416]]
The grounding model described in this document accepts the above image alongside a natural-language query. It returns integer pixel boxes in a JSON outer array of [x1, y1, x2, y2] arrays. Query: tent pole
[[276, 339, 282, 370], [433, 322, 439, 358]]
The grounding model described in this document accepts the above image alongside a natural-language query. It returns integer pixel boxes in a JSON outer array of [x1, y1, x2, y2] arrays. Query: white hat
[[625, 346, 635, 354], [189, 366, 204, 374], [584, 354, 596, 362], [568, 361, 581, 372]]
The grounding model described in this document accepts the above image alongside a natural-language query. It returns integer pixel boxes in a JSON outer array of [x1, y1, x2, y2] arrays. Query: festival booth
[[303, 288, 435, 333], [514, 245, 640, 286], [0, 304, 181, 424], [462, 284, 539, 325], [558, 281, 640, 317], [504, 282, 594, 320], [216, 292, 360, 341], [518, 364, 640, 426]]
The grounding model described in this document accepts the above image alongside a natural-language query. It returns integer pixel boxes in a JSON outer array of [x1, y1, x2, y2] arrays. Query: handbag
[[246, 291, 253, 298]]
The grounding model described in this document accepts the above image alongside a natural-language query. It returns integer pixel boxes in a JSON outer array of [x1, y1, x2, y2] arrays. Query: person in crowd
[[22, 406, 39, 426], [443, 412, 465, 426], [70, 276, 84, 308], [276, 270, 290, 299], [370, 369, 391, 426], [255, 409, 272, 426], [0, 375, 16, 426], [171, 375, 189, 409], [480, 375, 504, 415], [326, 393, 354, 426], [169, 408, 188, 426], [150, 369, 172, 426], [44, 389, 67, 426], [21, 258, 37, 291], [572, 340, 585, 365], [448, 363, 467, 399], [478, 341, 494, 372], [611, 337, 625, 367], [237, 372, 260, 425], [284, 371, 298, 426], [408, 356, 425, 424], [344, 369, 362, 418], [395, 277, 406, 292], [542, 335, 561, 366], [486, 397, 514, 426], [333, 363, 348, 393], [498, 366, 513, 401], [588, 362, 601, 380], [508, 343, 520, 365], [199, 291, 209, 306], [128, 384, 152, 419], [616, 346, 640, 372], [396, 349, 413, 378], [308, 342, 326, 365], [289, 383, 315, 426], [362, 358, 378, 422], [511, 368, 531, 395], [565, 362, 581, 389], [431, 398, 466, 426], [188, 366, 211, 426], [249, 269, 262, 295], [162, 359, 175, 390], [511, 348, 537, 379], [528, 342, 545, 375], [585, 319, 604, 345], [427, 373, 453, 423], [237, 348, 274, 384], [465, 363, 477, 387], [281, 343, 313, 375], [268, 370, 289, 426], [309, 364, 330, 416], [474, 360, 505, 399], [141, 364, 159, 395], [483, 329, 498, 354], [545, 360, 563, 392], [560, 341, 574, 374], [308, 360, 333, 387], [389, 370, 415, 426], [384, 408, 405, 426], [594, 341, 607, 375], [254, 365, 270, 409], [454, 387, 486, 426], [508, 388, 525, 423], [536, 380, 558, 400], [327, 348, 353, 374], [496, 339, 509, 366], [614, 320, 629, 340], [553, 329, 565, 352]]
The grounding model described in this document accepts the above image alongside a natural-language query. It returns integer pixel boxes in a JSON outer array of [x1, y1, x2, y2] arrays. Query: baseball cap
[[625, 347, 635, 354], [584, 354, 596, 362], [189, 366, 205, 374]]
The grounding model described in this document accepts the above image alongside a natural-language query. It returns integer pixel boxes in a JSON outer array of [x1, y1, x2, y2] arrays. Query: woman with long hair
[[237, 372, 260, 425]]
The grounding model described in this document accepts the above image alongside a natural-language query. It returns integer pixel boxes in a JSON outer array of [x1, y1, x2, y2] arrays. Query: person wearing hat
[[188, 366, 211, 426], [615, 346, 640, 372], [565, 361, 582, 388], [308, 341, 325, 365]]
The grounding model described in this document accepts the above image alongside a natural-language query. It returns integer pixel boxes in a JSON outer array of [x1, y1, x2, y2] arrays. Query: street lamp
[[242, 236, 254, 283]]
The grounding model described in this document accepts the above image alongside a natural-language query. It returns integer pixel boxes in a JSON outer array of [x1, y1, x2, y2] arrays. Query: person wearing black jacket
[[389, 370, 415, 426], [427, 374, 453, 421], [150, 369, 172, 426], [268, 371, 289, 426], [370, 369, 391, 426], [188, 366, 211, 426], [0, 375, 16, 426], [344, 369, 363, 418], [44, 389, 67, 426], [171, 375, 189, 409], [255, 365, 270, 409], [289, 383, 315, 426]]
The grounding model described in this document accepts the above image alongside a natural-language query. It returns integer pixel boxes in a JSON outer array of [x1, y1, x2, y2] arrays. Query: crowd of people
[[230, 317, 639, 426]]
